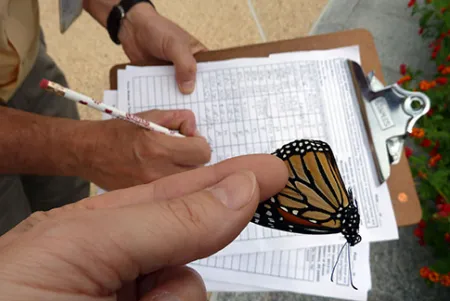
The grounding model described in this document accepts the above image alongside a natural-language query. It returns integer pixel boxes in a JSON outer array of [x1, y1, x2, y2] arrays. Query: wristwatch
[[106, 0, 156, 45]]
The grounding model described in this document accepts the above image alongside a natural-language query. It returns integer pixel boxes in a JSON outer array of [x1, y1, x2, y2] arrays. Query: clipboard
[[109, 29, 424, 227]]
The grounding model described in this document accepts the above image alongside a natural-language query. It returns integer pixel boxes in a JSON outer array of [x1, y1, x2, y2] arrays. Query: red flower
[[408, 0, 416, 7], [427, 108, 434, 117], [445, 233, 450, 243], [441, 7, 447, 13], [436, 77, 448, 85], [400, 64, 407, 75], [414, 227, 424, 238], [418, 219, 426, 228], [418, 27, 424, 35], [441, 275, 450, 287], [397, 75, 412, 85], [420, 267, 430, 278], [438, 64, 445, 72], [447, 54, 450, 61], [418, 238, 425, 246], [429, 271, 440, 283], [429, 153, 442, 167], [404, 146, 413, 158], [420, 138, 432, 147], [432, 51, 438, 59], [440, 203, 450, 213]]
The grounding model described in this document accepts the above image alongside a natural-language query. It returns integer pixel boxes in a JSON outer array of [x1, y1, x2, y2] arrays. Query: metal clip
[[347, 61, 431, 185]]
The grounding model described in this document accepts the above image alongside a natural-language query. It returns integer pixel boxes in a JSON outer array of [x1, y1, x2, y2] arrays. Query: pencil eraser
[[39, 79, 49, 90]]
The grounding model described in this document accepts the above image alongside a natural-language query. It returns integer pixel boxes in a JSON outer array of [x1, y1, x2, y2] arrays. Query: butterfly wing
[[251, 139, 351, 235]]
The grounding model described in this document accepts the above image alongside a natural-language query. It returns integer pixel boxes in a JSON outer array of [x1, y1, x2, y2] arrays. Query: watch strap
[[106, 0, 156, 45]]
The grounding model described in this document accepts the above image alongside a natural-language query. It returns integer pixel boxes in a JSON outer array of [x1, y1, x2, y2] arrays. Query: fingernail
[[151, 292, 180, 301], [179, 80, 195, 93], [209, 171, 257, 210]]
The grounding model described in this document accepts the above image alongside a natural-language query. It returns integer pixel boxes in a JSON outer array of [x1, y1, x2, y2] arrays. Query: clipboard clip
[[347, 60, 431, 185]]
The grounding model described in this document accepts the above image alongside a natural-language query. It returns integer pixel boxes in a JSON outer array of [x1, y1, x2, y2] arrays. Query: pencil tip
[[40, 79, 49, 90]]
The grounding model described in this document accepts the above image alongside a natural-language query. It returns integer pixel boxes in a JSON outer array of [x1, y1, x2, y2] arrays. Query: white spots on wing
[[270, 197, 276, 203], [286, 150, 291, 154], [254, 213, 260, 218], [279, 217, 284, 221], [254, 219, 259, 223], [292, 210, 299, 215], [264, 204, 271, 209], [266, 211, 272, 216], [288, 225, 294, 228], [295, 148, 299, 152], [281, 206, 288, 212], [292, 142, 297, 147], [309, 219, 317, 224], [268, 218, 275, 223]]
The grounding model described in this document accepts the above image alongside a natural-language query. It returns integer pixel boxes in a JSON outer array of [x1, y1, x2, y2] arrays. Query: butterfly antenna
[[331, 242, 347, 283], [347, 243, 358, 290]]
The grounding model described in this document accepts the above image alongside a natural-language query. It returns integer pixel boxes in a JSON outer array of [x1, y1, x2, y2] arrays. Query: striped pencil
[[39, 79, 185, 138]]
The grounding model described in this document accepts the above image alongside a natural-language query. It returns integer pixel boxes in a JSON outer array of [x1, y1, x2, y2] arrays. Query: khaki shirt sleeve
[[0, 0, 40, 103]]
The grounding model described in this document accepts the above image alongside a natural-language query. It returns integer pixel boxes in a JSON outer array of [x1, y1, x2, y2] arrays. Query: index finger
[[80, 154, 288, 209]]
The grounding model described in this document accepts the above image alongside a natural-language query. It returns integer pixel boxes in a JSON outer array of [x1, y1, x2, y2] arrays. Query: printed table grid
[[189, 244, 353, 287]]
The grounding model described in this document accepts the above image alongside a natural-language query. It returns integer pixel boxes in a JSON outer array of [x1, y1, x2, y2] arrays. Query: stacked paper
[[99, 46, 399, 301]]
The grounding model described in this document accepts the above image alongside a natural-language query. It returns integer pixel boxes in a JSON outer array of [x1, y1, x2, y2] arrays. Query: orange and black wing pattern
[[251, 139, 362, 246]]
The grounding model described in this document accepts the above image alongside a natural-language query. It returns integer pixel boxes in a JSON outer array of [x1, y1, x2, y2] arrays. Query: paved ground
[[215, 1, 449, 300]]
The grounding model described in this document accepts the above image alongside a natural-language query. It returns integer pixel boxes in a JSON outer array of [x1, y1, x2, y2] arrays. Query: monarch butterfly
[[251, 139, 362, 289]]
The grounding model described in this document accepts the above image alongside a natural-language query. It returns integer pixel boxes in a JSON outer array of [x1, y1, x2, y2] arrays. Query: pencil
[[39, 79, 185, 138]]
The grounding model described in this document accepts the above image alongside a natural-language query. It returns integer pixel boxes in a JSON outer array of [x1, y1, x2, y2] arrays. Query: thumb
[[165, 40, 198, 94], [97, 170, 259, 278]]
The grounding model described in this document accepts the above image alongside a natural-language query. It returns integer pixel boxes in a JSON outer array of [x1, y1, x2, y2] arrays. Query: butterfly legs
[[330, 242, 358, 290]]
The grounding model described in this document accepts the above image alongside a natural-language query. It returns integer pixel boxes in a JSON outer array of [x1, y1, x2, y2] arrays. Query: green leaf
[[420, 10, 435, 28]]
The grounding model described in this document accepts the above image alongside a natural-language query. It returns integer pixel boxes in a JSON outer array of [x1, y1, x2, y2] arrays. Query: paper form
[[191, 242, 371, 301], [116, 46, 398, 254]]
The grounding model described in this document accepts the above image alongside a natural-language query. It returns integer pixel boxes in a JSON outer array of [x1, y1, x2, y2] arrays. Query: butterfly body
[[251, 139, 362, 247]]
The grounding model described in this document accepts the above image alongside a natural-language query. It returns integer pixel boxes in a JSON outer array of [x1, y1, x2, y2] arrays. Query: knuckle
[[181, 109, 196, 121], [166, 196, 209, 235]]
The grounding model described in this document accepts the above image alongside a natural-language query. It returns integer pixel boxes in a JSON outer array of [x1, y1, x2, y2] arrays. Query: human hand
[[118, 3, 207, 94], [78, 109, 211, 190], [0, 154, 288, 301]]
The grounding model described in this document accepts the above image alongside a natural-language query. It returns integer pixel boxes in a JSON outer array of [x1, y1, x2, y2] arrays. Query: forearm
[[0, 107, 94, 176]]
